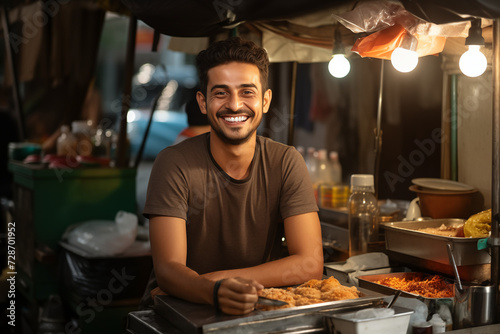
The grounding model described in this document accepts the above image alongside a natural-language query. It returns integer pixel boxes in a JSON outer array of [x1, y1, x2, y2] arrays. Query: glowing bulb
[[391, 47, 418, 73], [459, 45, 487, 77], [328, 54, 350, 78]]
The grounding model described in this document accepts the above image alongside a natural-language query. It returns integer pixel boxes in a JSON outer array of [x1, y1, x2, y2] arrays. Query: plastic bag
[[58, 246, 153, 306], [333, 0, 415, 34], [64, 211, 138, 256], [351, 23, 446, 59], [334, 0, 470, 37], [334, 0, 468, 59]]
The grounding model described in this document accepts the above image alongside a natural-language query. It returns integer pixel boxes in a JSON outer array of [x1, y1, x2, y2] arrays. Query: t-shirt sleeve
[[279, 147, 318, 219], [142, 147, 189, 220]]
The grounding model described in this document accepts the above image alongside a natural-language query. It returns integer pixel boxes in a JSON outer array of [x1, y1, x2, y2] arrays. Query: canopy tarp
[[121, 0, 500, 37], [117, 0, 500, 63]]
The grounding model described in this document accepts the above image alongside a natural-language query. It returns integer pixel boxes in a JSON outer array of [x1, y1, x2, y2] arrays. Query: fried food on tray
[[464, 209, 491, 238], [320, 285, 360, 301], [257, 277, 360, 310], [374, 273, 454, 298], [417, 223, 464, 237], [294, 286, 322, 299], [299, 278, 323, 289]]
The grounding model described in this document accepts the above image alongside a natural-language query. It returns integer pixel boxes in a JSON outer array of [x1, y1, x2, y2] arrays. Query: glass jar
[[57, 125, 77, 157], [72, 120, 93, 156]]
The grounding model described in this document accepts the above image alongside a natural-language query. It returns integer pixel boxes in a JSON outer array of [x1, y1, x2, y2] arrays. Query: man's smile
[[222, 115, 249, 123]]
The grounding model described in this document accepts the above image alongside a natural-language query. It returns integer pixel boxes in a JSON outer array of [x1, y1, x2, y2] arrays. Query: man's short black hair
[[185, 95, 208, 126], [196, 37, 269, 96]]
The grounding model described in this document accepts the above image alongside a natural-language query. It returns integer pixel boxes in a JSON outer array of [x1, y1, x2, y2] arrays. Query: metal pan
[[153, 286, 385, 334], [357, 272, 454, 319], [382, 219, 490, 266]]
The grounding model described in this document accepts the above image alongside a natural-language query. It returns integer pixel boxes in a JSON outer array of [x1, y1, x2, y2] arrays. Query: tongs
[[257, 296, 288, 306], [447, 243, 463, 292]]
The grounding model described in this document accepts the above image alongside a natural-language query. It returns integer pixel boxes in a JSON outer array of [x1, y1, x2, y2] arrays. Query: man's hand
[[216, 277, 263, 315]]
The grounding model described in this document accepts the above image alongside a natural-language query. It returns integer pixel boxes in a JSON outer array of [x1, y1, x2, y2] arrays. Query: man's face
[[197, 62, 272, 145]]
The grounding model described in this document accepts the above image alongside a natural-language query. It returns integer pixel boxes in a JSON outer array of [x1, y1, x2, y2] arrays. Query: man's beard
[[210, 108, 259, 145], [211, 126, 254, 145]]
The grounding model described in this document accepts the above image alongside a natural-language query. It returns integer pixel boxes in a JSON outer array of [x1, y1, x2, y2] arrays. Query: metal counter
[[125, 284, 384, 334], [126, 309, 500, 334]]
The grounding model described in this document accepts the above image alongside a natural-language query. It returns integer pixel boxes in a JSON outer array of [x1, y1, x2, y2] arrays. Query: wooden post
[[2, 5, 26, 141], [491, 18, 500, 323], [115, 15, 137, 168]]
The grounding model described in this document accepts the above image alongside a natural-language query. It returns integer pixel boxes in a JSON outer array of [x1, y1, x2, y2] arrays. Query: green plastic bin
[[8, 162, 137, 302]]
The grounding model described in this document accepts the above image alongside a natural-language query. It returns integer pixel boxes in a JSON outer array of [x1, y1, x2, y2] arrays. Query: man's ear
[[196, 91, 207, 114], [263, 89, 272, 114]]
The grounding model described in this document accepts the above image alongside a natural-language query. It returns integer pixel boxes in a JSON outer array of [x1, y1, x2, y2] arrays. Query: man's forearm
[[155, 261, 215, 305], [202, 252, 324, 287]]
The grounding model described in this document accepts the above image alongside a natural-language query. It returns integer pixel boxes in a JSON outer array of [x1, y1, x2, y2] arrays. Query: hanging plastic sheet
[[351, 23, 446, 59], [334, 0, 472, 59]]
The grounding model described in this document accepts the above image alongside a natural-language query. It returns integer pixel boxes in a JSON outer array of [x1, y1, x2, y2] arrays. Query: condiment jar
[[429, 313, 446, 333], [72, 120, 93, 156], [412, 321, 433, 334], [57, 125, 77, 157]]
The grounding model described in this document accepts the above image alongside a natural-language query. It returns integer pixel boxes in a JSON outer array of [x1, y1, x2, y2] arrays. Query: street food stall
[[120, 0, 500, 332], [2, 0, 500, 333]]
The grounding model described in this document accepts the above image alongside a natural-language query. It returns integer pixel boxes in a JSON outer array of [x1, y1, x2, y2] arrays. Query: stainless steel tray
[[357, 272, 454, 317], [153, 286, 385, 334], [357, 272, 454, 300], [324, 262, 411, 283], [382, 219, 490, 266]]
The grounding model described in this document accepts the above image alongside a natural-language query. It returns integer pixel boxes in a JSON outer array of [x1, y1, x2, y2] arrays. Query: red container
[[409, 185, 482, 219]]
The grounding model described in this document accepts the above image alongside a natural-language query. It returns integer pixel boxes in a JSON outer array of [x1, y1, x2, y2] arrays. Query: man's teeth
[[224, 116, 248, 122]]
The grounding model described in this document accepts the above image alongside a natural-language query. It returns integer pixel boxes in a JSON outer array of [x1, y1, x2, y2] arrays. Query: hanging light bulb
[[391, 33, 418, 73], [328, 55, 350, 78], [328, 28, 350, 78], [459, 18, 487, 77]]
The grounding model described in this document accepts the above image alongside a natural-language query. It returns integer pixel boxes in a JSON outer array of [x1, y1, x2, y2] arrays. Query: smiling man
[[143, 37, 323, 315]]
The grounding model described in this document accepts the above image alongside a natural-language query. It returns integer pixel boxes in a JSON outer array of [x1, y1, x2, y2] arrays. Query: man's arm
[[202, 212, 324, 287], [149, 215, 262, 314]]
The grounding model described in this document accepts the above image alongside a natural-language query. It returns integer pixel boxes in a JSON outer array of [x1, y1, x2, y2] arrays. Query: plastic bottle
[[305, 147, 317, 177], [296, 146, 305, 159], [348, 174, 379, 256], [72, 120, 93, 156], [304, 148, 322, 204], [93, 127, 114, 159], [56, 125, 77, 157], [316, 149, 333, 208], [329, 151, 342, 185], [316, 149, 332, 185], [429, 313, 446, 333], [437, 304, 453, 331]]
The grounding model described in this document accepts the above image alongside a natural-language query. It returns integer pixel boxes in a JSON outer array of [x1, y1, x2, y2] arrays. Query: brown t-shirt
[[144, 133, 318, 274]]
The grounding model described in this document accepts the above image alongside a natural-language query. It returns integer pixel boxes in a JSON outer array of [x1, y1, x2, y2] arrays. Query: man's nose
[[226, 94, 243, 111]]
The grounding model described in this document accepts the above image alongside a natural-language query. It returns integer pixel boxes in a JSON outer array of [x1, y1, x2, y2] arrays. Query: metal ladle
[[447, 243, 463, 292]]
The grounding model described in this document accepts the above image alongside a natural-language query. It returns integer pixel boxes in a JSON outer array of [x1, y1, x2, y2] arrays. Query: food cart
[[121, 1, 500, 332], [2, 0, 500, 333]]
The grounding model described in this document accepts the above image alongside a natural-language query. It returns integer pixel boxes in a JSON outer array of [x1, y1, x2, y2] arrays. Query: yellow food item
[[463, 209, 491, 238]]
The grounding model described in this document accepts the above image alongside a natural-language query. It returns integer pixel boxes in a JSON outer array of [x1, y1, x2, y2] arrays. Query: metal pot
[[453, 284, 495, 329]]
